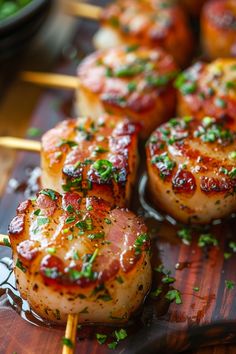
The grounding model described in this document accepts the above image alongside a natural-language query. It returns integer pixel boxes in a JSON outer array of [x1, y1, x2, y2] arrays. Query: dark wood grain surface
[[1, 2, 236, 354]]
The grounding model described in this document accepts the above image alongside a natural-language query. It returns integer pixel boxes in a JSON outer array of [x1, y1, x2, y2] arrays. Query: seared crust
[[146, 116, 236, 223], [41, 115, 138, 207], [96, 0, 193, 66], [8, 191, 151, 324], [77, 46, 178, 138], [177, 59, 236, 125], [201, 0, 236, 60]]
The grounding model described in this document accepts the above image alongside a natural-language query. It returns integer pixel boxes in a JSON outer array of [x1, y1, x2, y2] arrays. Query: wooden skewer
[[21, 72, 78, 90], [0, 233, 79, 353], [65, 1, 102, 20], [62, 314, 79, 354], [0, 137, 41, 152]]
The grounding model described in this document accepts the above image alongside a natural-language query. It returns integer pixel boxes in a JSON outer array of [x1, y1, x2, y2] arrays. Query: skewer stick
[[21, 72, 78, 90], [65, 2, 102, 20], [62, 314, 79, 354], [0, 234, 10, 247], [0, 137, 41, 152]]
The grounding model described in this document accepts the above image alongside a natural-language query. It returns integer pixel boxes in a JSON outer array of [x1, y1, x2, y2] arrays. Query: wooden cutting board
[[1, 2, 236, 354]]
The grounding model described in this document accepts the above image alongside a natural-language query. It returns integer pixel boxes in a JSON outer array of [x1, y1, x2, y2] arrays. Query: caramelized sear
[[177, 59, 236, 126], [41, 115, 138, 208], [94, 0, 193, 67], [8, 190, 151, 324], [201, 0, 236, 60], [146, 116, 236, 224], [77, 46, 178, 138]]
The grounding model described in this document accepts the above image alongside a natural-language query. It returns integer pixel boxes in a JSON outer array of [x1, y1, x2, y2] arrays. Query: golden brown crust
[[146, 116, 236, 223], [99, 0, 193, 66], [9, 191, 149, 287], [41, 115, 138, 207], [176, 59, 236, 126], [201, 0, 236, 59], [78, 46, 178, 137], [8, 191, 152, 324]]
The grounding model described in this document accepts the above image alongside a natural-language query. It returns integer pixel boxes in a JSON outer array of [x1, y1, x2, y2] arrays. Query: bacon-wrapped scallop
[[146, 116, 236, 224], [8, 190, 151, 324], [201, 0, 236, 60], [77, 46, 178, 138], [94, 0, 193, 67], [41, 115, 138, 208], [176, 59, 236, 126]]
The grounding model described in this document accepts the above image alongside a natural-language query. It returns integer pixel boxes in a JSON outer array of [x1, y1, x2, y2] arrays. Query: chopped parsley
[[114, 329, 127, 341], [76, 217, 94, 231], [229, 241, 236, 252], [27, 127, 42, 137], [228, 151, 236, 160], [69, 249, 98, 281], [225, 280, 235, 290], [46, 247, 56, 255], [215, 97, 227, 108], [162, 275, 176, 284], [116, 276, 124, 284], [198, 233, 218, 248], [175, 73, 197, 95], [104, 218, 112, 224], [165, 289, 182, 304], [58, 139, 78, 148], [39, 189, 57, 200], [34, 209, 41, 216], [79, 307, 89, 314], [16, 258, 26, 273], [125, 44, 139, 52], [150, 287, 162, 297], [127, 81, 137, 92], [66, 205, 75, 213], [108, 342, 118, 350], [134, 233, 148, 255], [151, 152, 176, 178], [96, 333, 107, 345], [65, 216, 76, 224], [3, 237, 11, 247], [87, 232, 105, 240], [37, 217, 50, 227], [224, 252, 232, 260], [92, 159, 113, 181], [94, 146, 109, 154], [177, 228, 192, 245], [61, 337, 73, 348]]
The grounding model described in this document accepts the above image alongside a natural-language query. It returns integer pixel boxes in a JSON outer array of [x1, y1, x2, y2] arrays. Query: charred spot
[[138, 284, 144, 291], [33, 284, 39, 292], [172, 169, 197, 194]]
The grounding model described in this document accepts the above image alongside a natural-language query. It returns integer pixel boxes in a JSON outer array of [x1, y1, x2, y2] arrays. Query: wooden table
[[0, 3, 236, 354]]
